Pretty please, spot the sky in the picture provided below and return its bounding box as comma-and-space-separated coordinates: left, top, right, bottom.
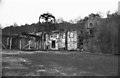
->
0, 0, 119, 28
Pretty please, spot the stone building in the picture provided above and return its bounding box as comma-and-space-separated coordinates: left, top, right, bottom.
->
35, 30, 78, 51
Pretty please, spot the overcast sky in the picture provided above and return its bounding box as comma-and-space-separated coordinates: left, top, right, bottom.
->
0, 0, 119, 28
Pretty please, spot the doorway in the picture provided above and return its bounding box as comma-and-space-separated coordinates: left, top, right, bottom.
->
52, 40, 56, 48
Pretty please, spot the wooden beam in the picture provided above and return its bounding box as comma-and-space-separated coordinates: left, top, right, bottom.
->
28, 40, 31, 50
9, 38, 12, 49
22, 43, 29, 49
7, 37, 9, 46
37, 42, 39, 49
19, 39, 22, 50
35, 42, 37, 49
0, 42, 7, 49
39, 41, 41, 49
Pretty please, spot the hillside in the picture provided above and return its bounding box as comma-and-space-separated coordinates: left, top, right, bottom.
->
2, 21, 85, 35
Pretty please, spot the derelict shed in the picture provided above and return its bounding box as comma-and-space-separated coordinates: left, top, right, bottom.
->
2, 34, 25, 50
20, 33, 42, 50
2, 34, 22, 49
2, 34, 11, 49
2, 33, 41, 50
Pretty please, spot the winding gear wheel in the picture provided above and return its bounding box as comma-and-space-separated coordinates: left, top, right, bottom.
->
39, 12, 56, 24
39, 12, 56, 32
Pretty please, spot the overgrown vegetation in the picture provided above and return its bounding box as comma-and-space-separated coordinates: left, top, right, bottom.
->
94, 14, 119, 54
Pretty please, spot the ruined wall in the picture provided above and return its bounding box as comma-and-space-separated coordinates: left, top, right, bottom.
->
45, 32, 66, 50
45, 31, 78, 51
67, 31, 77, 50
46, 33, 59, 50
58, 33, 65, 49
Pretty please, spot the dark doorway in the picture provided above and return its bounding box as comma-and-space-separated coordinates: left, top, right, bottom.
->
52, 40, 55, 48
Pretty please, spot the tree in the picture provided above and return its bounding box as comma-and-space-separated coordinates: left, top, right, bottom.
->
56, 18, 64, 23
96, 12, 103, 17
13, 22, 18, 27
94, 15, 119, 54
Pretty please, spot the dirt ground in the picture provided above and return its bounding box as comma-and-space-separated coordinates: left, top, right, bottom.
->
1, 50, 118, 76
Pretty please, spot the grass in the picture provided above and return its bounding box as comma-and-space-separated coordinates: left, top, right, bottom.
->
2, 50, 118, 76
